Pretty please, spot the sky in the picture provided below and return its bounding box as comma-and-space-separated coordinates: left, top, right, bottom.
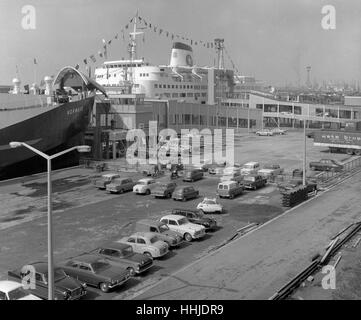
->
0, 0, 361, 86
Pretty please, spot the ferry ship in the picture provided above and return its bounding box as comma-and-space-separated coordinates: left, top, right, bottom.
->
0, 66, 106, 176
93, 16, 245, 104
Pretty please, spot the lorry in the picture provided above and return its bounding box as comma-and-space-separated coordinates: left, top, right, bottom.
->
313, 122, 361, 155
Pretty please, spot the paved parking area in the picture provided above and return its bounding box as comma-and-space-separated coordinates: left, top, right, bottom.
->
0, 130, 353, 299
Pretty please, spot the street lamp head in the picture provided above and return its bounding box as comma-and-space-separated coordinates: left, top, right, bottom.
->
9, 141, 23, 148
76, 145, 91, 153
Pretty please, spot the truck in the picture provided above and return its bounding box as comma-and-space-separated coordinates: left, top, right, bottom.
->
313, 122, 361, 155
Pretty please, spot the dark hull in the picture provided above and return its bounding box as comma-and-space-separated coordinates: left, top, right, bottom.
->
0, 96, 94, 177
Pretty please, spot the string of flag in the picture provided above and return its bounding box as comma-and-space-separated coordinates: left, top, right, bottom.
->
75, 14, 218, 73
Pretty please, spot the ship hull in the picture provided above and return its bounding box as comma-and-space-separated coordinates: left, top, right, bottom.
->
0, 96, 94, 175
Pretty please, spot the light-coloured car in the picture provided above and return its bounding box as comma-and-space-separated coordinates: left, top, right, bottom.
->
0, 280, 41, 300
256, 129, 274, 136
106, 178, 135, 194
197, 197, 224, 214
220, 171, 243, 182
271, 128, 286, 135
133, 178, 157, 195
258, 164, 284, 178
118, 232, 169, 258
240, 162, 260, 175
94, 173, 120, 190
223, 166, 241, 175
159, 214, 206, 242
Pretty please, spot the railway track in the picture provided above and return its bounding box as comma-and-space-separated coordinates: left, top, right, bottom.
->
269, 221, 361, 300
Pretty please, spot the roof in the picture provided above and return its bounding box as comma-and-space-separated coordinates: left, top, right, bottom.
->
53, 66, 107, 97
102, 173, 119, 178
0, 280, 22, 292
100, 242, 130, 251
218, 180, 238, 185
243, 162, 259, 165
71, 254, 102, 263
161, 214, 185, 220
131, 232, 155, 238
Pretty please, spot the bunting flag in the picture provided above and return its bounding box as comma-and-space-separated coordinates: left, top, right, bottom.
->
90, 55, 96, 63
98, 51, 103, 58
33, 58, 37, 65
125, 24, 129, 29
83, 58, 87, 65
115, 34, 118, 39
75, 64, 80, 70
108, 39, 112, 45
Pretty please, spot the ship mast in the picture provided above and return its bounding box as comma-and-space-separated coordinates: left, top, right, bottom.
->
128, 12, 143, 93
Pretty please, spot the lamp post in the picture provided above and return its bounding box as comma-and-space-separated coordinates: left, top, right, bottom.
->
303, 119, 307, 186
9, 142, 91, 300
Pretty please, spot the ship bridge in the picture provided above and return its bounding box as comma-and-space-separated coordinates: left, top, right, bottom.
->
53, 66, 107, 96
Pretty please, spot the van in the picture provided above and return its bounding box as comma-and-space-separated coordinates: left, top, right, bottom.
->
183, 169, 203, 182
240, 162, 260, 175
217, 181, 243, 199
172, 186, 199, 201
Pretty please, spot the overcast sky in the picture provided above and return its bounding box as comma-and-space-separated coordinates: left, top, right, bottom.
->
1, 0, 361, 86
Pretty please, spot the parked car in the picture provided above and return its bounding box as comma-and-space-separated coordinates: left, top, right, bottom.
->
217, 181, 244, 199
118, 232, 169, 259
171, 208, 217, 230
241, 162, 260, 175
159, 214, 206, 242
90, 243, 153, 276
271, 128, 286, 135
183, 169, 203, 182
223, 166, 241, 175
133, 178, 157, 195
8, 262, 87, 300
256, 129, 274, 136
191, 162, 213, 172
60, 254, 132, 293
106, 177, 136, 194
0, 280, 41, 300
292, 168, 303, 178
197, 197, 224, 214
220, 171, 243, 182
258, 164, 284, 178
208, 166, 224, 175
242, 174, 267, 190
309, 159, 343, 172
94, 173, 120, 190
151, 182, 177, 198
306, 131, 315, 139
135, 219, 183, 247
172, 185, 199, 201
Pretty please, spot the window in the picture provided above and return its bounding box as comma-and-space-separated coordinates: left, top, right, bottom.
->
161, 219, 168, 224
35, 273, 43, 282
0, 292, 7, 300
137, 238, 146, 244
154, 84, 158, 88
80, 265, 91, 271
169, 220, 177, 225
128, 237, 135, 243
150, 227, 158, 232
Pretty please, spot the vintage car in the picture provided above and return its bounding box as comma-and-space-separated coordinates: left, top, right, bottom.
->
271, 128, 286, 135
90, 243, 153, 276
135, 219, 183, 247
182, 169, 204, 182
309, 159, 343, 172
242, 174, 267, 190
196, 197, 224, 214
60, 254, 131, 293
217, 180, 244, 199
240, 162, 260, 175
133, 178, 157, 195
159, 214, 206, 242
0, 280, 41, 300
258, 164, 284, 178
223, 166, 241, 175
278, 179, 318, 195
106, 177, 136, 194
208, 166, 224, 175
8, 262, 87, 300
94, 173, 120, 190
151, 182, 177, 198
171, 208, 217, 230
220, 171, 243, 183
172, 185, 199, 201
118, 232, 169, 259
255, 129, 274, 136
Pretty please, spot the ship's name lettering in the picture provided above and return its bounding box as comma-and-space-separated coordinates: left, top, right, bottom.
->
67, 106, 83, 116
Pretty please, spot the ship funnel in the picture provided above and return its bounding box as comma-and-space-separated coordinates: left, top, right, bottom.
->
44, 76, 53, 95
12, 78, 21, 94
169, 42, 194, 67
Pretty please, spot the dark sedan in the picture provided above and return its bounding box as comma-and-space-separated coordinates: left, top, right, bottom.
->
60, 254, 132, 293
90, 243, 153, 276
8, 262, 87, 300
171, 208, 217, 230
309, 159, 343, 172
